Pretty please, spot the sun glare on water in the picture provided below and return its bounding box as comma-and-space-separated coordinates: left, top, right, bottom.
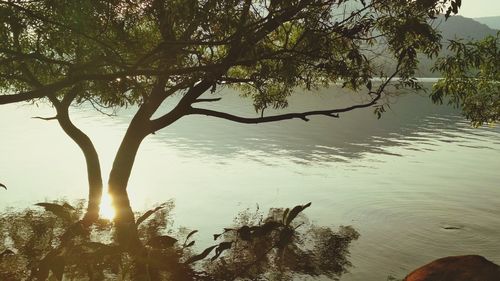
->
99, 191, 116, 220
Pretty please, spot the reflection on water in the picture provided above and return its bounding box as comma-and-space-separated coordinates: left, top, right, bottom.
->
1, 85, 499, 280
99, 192, 116, 220
0, 201, 358, 280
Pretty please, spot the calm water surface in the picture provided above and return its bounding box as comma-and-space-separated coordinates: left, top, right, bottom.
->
1, 86, 499, 280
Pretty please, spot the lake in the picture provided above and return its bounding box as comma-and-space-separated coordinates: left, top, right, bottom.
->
1, 85, 499, 280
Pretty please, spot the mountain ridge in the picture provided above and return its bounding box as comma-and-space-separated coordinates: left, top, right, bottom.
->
416, 15, 498, 77
473, 16, 500, 30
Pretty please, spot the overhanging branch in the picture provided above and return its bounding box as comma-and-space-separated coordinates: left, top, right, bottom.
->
186, 95, 382, 124
193, 97, 222, 103
0, 78, 73, 105
32, 115, 58, 121
186, 55, 404, 125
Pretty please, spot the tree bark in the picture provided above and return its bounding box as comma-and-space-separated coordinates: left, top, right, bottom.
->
106, 107, 157, 281
54, 104, 103, 222
108, 105, 153, 249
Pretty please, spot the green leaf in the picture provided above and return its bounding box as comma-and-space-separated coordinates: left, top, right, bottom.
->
366, 80, 372, 91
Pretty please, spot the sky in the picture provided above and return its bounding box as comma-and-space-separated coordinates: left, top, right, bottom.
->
458, 0, 500, 18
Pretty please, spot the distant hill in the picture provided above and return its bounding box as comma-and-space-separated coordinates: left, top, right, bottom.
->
367, 15, 497, 77
436, 15, 498, 40
416, 15, 498, 77
473, 16, 500, 30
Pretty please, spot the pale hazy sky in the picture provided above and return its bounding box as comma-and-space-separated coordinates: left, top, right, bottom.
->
458, 0, 500, 18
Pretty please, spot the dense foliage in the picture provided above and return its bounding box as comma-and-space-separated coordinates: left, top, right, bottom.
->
2, 1, 486, 279
0, 0, 459, 111
432, 33, 500, 126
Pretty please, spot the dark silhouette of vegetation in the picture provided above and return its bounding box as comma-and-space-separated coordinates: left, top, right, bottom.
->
0, 200, 359, 281
7, 2, 500, 276
0, 0, 464, 241
1, 1, 496, 279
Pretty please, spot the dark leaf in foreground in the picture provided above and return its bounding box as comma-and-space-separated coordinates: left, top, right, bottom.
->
36, 250, 64, 281
185, 245, 217, 264
185, 230, 198, 242
60, 221, 87, 242
184, 241, 195, 248
238, 225, 251, 240
253, 221, 282, 237
211, 241, 233, 261
0, 183, 6, 190
35, 202, 74, 221
51, 255, 65, 281
148, 235, 178, 249
285, 202, 311, 226
136, 205, 164, 226
81, 242, 121, 256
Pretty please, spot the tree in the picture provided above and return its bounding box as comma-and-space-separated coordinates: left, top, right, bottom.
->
431, 32, 500, 127
1, 0, 462, 250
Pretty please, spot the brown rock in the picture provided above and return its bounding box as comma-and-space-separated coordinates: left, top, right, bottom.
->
404, 255, 500, 281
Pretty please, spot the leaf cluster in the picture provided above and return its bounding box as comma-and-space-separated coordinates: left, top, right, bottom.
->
1, 0, 461, 118
431, 32, 500, 126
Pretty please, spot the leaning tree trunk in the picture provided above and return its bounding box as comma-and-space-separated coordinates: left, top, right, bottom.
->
54, 102, 103, 222
107, 109, 156, 280
108, 131, 145, 251
108, 80, 172, 240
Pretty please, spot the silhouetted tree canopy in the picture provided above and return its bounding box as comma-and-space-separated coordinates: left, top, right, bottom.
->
4, 1, 497, 280
1, 0, 460, 109
0, 0, 469, 271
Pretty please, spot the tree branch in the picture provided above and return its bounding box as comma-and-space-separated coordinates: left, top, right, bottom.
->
52, 98, 103, 221
0, 47, 73, 66
186, 51, 405, 125
149, 0, 320, 133
32, 115, 58, 121
193, 97, 222, 103
186, 98, 387, 124
0, 79, 72, 105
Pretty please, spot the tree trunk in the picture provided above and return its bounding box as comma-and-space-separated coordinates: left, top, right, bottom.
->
108, 110, 152, 251
107, 80, 173, 245
55, 105, 103, 222
107, 81, 185, 279
107, 111, 154, 280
